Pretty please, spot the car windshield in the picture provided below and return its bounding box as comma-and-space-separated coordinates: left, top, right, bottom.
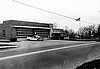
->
35, 35, 40, 38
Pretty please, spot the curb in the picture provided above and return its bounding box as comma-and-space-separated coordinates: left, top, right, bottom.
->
0, 46, 18, 49
64, 39, 100, 41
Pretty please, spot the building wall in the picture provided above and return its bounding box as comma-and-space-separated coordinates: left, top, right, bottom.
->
10, 27, 17, 38
0, 24, 11, 39
0, 26, 13, 39
4, 28, 11, 39
53, 28, 64, 33
0, 20, 53, 40
0, 24, 3, 39
3, 20, 50, 28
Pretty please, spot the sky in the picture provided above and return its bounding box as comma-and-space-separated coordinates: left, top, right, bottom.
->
0, 0, 100, 31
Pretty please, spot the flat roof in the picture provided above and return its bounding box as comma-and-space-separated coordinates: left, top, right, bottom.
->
11, 26, 51, 29
4, 20, 53, 25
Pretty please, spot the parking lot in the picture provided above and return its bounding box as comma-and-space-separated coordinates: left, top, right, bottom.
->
12, 40, 91, 50
0, 40, 100, 69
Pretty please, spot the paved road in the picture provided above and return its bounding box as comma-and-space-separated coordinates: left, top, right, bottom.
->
0, 40, 100, 69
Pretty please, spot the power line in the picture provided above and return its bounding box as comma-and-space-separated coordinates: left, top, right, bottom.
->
81, 20, 95, 25
12, 0, 96, 25
12, 0, 75, 20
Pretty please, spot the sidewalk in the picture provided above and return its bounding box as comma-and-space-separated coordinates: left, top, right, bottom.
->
0, 39, 18, 49
0, 39, 10, 42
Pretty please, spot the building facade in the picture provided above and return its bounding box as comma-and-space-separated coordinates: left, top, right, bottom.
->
53, 28, 64, 33
0, 20, 53, 40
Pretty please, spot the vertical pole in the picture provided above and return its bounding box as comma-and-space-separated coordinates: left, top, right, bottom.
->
79, 21, 81, 39
80, 21, 81, 29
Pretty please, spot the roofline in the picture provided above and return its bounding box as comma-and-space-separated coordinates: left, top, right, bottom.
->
11, 25, 51, 29
4, 20, 53, 25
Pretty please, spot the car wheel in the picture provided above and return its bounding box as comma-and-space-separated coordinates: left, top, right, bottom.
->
37, 39, 39, 41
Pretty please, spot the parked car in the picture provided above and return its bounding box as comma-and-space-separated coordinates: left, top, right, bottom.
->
27, 35, 44, 41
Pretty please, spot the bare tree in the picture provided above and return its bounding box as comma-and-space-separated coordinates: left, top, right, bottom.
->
78, 25, 96, 39
97, 25, 100, 39
53, 22, 58, 28
64, 26, 68, 36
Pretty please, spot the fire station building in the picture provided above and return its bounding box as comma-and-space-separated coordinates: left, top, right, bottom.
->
0, 20, 53, 40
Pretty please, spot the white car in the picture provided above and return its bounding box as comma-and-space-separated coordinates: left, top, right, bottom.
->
27, 35, 44, 41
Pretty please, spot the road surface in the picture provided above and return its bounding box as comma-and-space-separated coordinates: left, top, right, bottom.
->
0, 40, 100, 69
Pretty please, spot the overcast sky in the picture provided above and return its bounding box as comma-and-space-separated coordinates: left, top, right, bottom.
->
0, 0, 100, 31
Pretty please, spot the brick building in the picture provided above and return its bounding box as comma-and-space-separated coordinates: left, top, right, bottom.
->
0, 20, 53, 40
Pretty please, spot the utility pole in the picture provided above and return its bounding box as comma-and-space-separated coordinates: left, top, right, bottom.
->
79, 20, 81, 34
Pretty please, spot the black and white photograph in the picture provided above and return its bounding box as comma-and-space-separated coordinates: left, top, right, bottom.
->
0, 0, 100, 69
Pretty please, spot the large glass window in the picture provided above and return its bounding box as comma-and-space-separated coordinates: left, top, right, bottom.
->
16, 28, 50, 38
16, 28, 33, 37
35, 29, 49, 38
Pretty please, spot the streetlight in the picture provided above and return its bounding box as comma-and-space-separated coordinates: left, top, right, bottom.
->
75, 17, 81, 29
75, 17, 81, 38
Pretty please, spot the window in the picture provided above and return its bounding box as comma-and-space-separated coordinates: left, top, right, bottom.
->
3, 30, 5, 37
16, 28, 33, 37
